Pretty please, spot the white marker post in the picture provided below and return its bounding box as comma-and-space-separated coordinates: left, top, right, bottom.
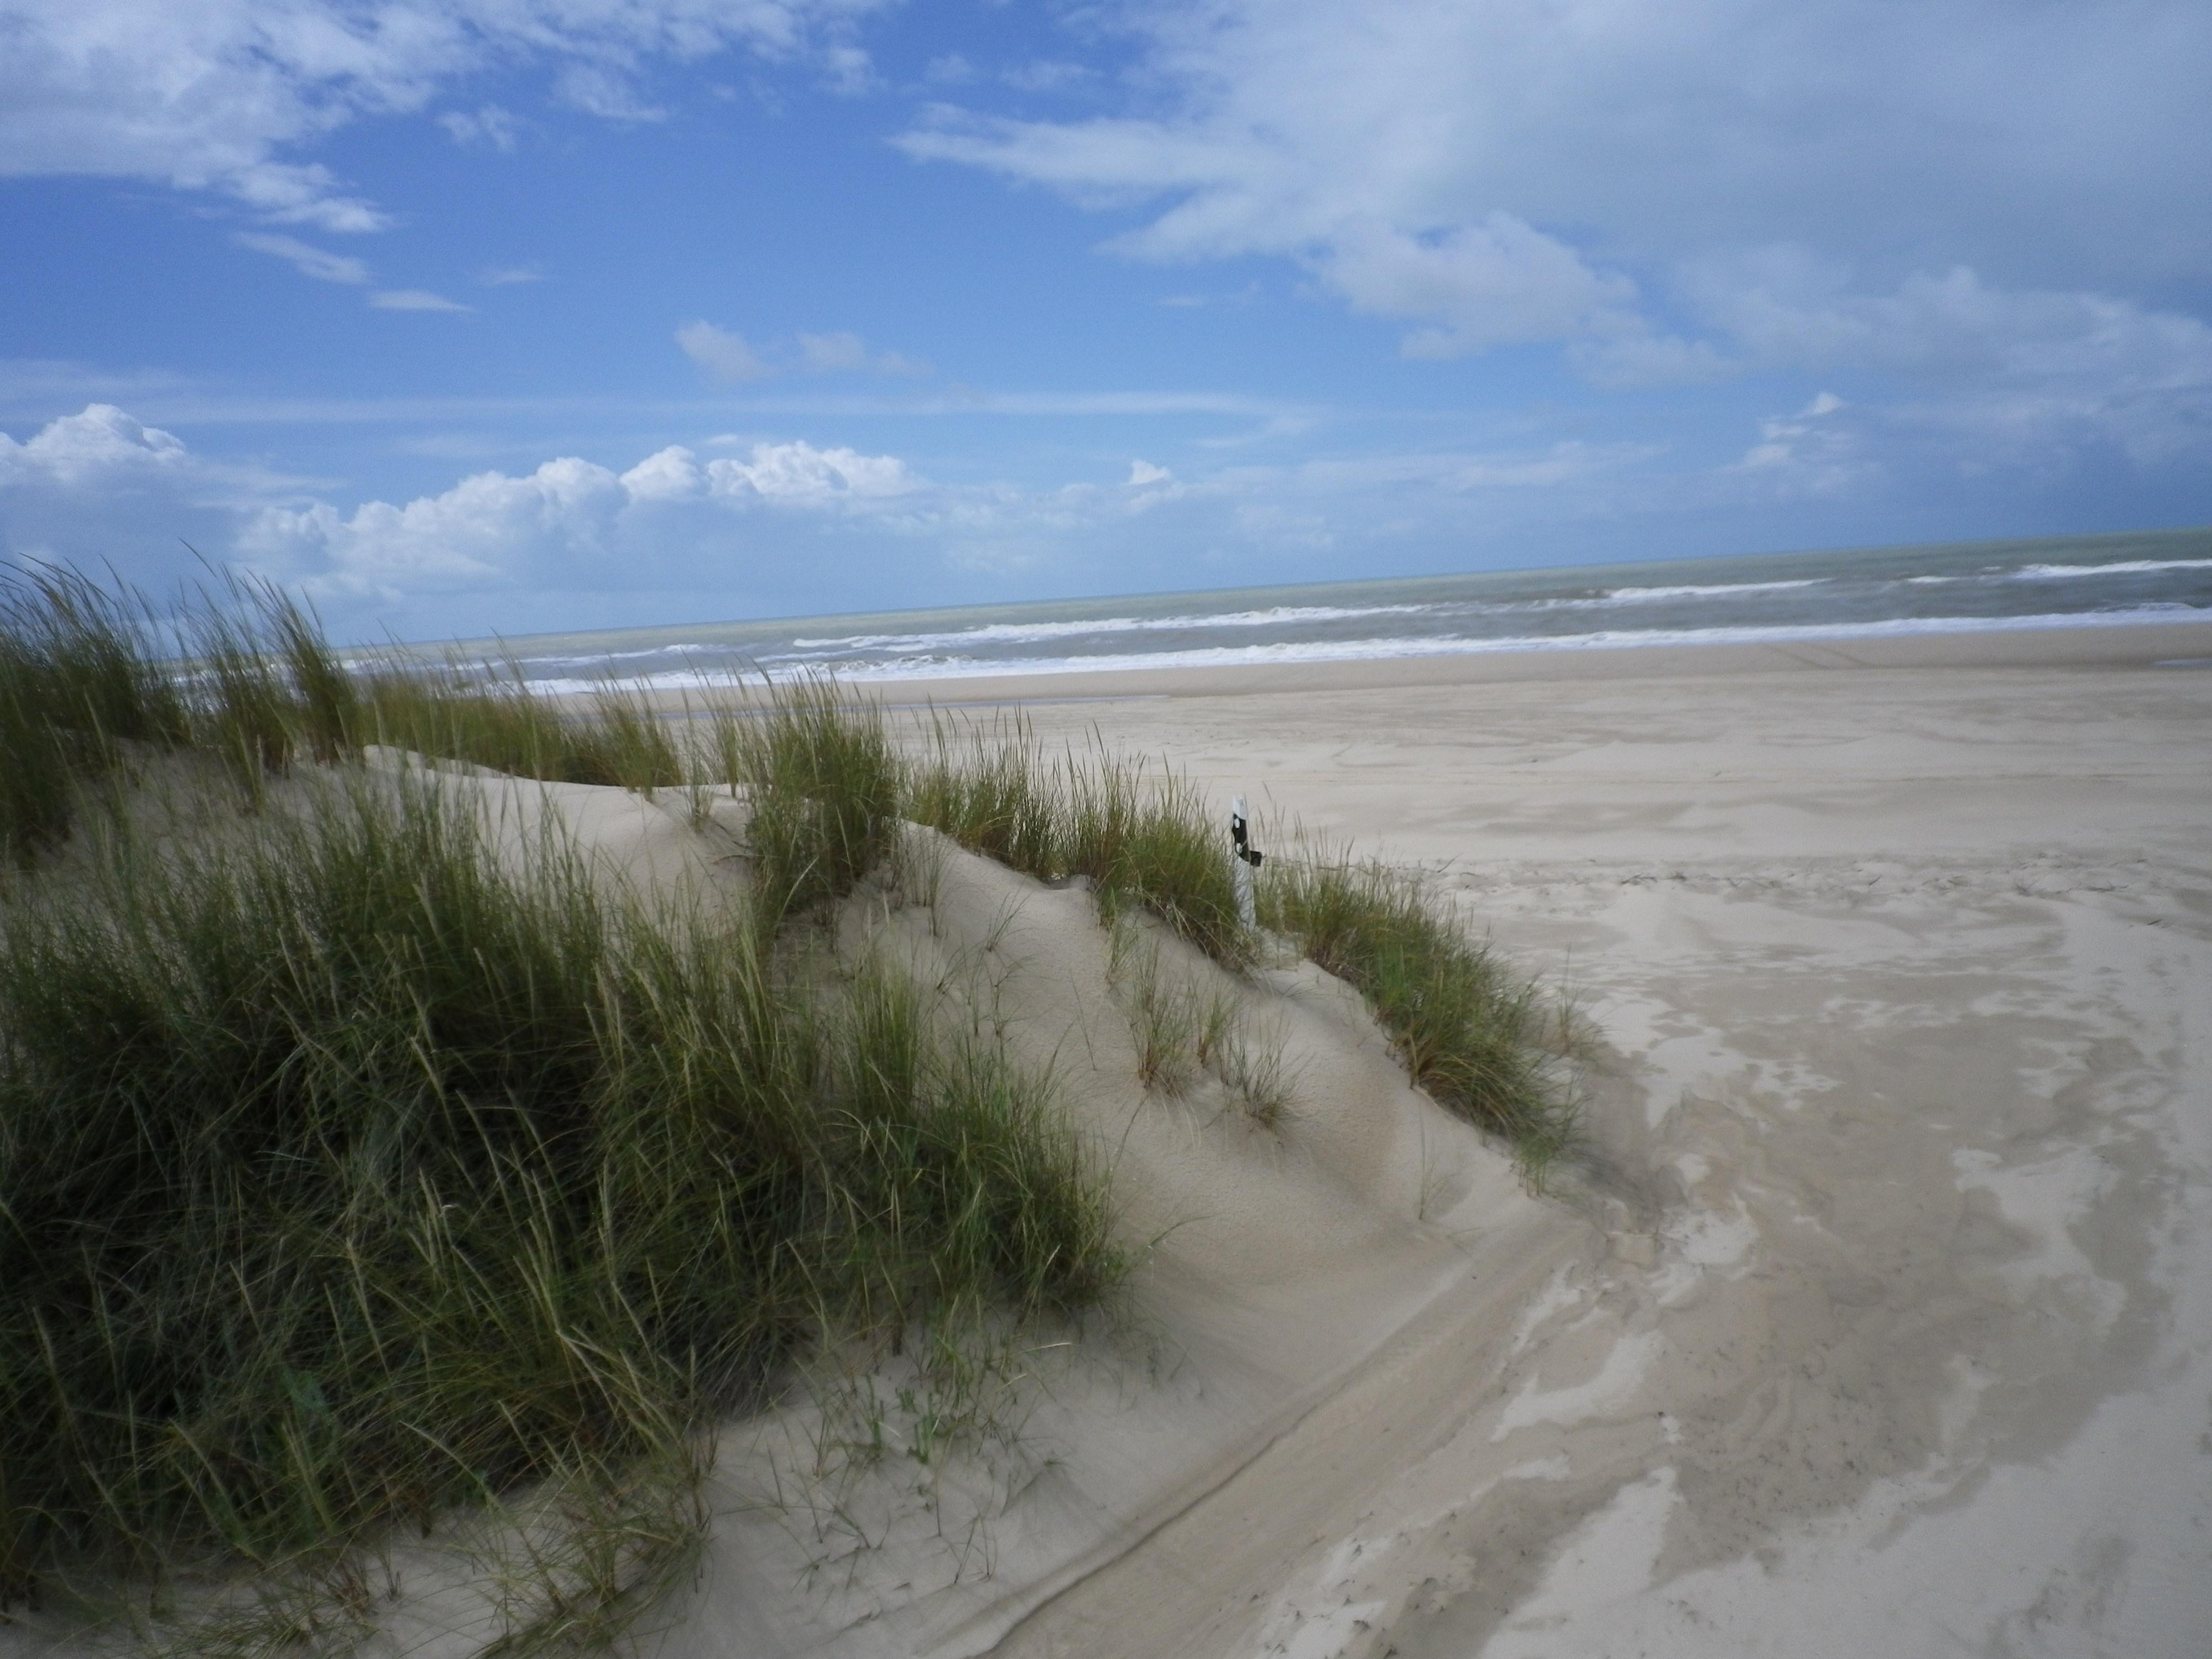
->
1230, 796, 1260, 931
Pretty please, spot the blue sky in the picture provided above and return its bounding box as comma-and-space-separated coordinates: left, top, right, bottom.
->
2, 0, 2208, 644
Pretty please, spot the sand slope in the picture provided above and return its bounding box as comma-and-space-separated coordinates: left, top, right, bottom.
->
341, 749, 1571, 1659
658, 830, 1557, 1658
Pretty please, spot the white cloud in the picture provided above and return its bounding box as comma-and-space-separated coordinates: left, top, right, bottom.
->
1684, 259, 2212, 387
739, 441, 912, 495
2, 406, 933, 608
477, 265, 544, 286
896, 0, 2212, 435
244, 437, 919, 599
0, 404, 303, 576
0, 0, 890, 227
1732, 394, 1862, 495
706, 440, 912, 500
795, 330, 930, 377
818, 43, 877, 96
370, 289, 471, 312
8, 390, 2201, 641
1318, 215, 1637, 358
551, 64, 665, 123
6, 403, 1670, 624
0, 403, 186, 486
796, 331, 869, 372
437, 105, 519, 150
234, 232, 369, 285
613, 439, 915, 504
235, 233, 469, 311
676, 321, 773, 384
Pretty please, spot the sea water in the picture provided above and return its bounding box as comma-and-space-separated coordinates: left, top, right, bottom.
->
399, 527, 2212, 693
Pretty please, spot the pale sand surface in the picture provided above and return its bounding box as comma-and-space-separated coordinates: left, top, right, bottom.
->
10, 623, 2203, 1659
922, 620, 2212, 1657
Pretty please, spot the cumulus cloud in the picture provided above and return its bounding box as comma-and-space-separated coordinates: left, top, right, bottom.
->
245, 437, 917, 600
0, 403, 186, 486
1, 405, 934, 611
0, 404, 297, 573
0, 0, 889, 228
8, 392, 2199, 641
707, 440, 911, 500
6, 402, 1668, 625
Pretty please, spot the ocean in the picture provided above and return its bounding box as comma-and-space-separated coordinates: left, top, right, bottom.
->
419, 528, 2212, 693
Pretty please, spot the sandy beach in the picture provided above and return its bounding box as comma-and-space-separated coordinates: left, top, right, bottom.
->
847, 618, 2212, 1657
5, 618, 2205, 1659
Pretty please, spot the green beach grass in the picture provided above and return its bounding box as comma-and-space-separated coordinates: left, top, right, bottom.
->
903, 713, 1250, 967
1259, 842, 1579, 1181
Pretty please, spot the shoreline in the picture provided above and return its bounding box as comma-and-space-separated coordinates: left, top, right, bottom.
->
621, 617, 2212, 713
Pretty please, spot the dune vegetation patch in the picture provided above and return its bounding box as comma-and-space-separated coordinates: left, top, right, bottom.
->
0, 570, 1573, 1651
1259, 846, 1581, 1182
904, 713, 1251, 969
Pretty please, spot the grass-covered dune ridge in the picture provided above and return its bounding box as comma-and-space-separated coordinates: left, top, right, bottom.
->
0, 570, 1574, 1650
0, 765, 1118, 1618
897, 713, 1579, 1162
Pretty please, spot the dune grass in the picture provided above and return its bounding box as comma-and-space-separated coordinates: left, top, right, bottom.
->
904, 715, 1250, 967
1259, 844, 1577, 1180
0, 746, 1117, 1624
354, 667, 685, 794
709, 676, 900, 924
0, 568, 191, 865
0, 566, 693, 872
1107, 925, 1202, 1096
904, 713, 1571, 1168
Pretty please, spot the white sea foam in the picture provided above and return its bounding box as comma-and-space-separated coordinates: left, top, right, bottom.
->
2011, 558, 2212, 580
789, 601, 1435, 654
512, 603, 2206, 695
780, 584, 1835, 660
1598, 577, 1827, 602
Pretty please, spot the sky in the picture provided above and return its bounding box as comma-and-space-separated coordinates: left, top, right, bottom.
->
2, 0, 2209, 644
